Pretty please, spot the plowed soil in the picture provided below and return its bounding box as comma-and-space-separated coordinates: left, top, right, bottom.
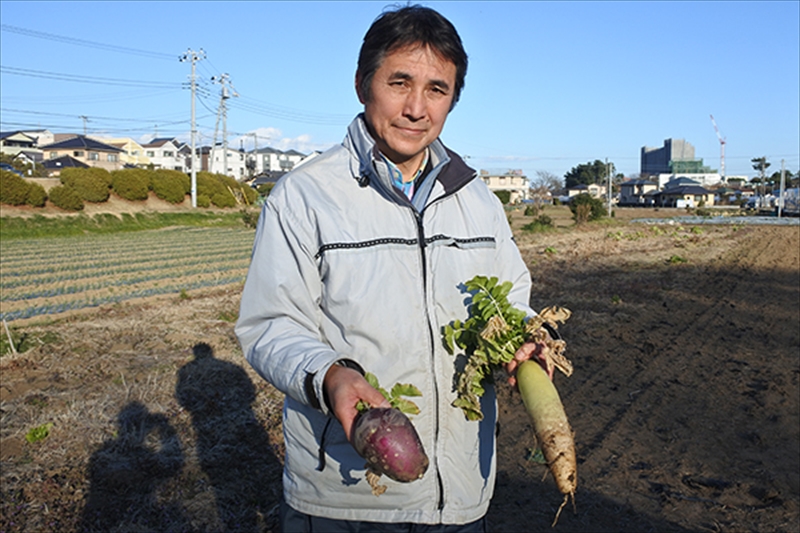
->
1, 209, 798, 532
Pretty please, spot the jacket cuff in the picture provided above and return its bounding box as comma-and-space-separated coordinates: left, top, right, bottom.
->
306, 358, 365, 415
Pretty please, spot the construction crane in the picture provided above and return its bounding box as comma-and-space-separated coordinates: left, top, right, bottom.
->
710, 114, 726, 180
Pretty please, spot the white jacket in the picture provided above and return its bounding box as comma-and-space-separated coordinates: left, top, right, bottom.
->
236, 116, 533, 524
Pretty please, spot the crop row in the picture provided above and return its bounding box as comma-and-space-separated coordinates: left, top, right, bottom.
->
1, 227, 253, 269
0, 227, 255, 322
1, 259, 250, 301
1, 275, 246, 322
1, 248, 250, 287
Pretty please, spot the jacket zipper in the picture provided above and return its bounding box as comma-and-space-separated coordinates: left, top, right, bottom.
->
413, 209, 445, 512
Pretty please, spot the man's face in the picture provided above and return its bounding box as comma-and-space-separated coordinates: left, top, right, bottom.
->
359, 45, 457, 174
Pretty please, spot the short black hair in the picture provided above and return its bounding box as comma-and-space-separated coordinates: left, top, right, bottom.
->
357, 5, 468, 111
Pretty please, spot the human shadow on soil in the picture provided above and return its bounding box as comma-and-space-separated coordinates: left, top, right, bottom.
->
79, 401, 187, 532
176, 342, 282, 531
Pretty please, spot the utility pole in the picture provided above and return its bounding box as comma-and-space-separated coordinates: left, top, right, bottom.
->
180, 48, 205, 207
778, 159, 786, 218
249, 132, 259, 177
606, 158, 612, 217
710, 115, 726, 181
79, 115, 89, 136
211, 73, 238, 178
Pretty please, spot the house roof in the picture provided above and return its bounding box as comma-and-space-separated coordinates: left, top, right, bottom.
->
144, 137, 180, 147
0, 131, 36, 142
40, 135, 123, 152
42, 155, 90, 169
667, 177, 701, 186
659, 185, 711, 196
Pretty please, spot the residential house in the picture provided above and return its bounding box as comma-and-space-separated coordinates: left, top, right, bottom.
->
567, 183, 607, 200
41, 155, 89, 176
619, 179, 659, 206
654, 184, 715, 208
104, 137, 151, 168
40, 135, 123, 172
19, 129, 55, 148
479, 169, 529, 203
142, 138, 186, 172
1, 131, 43, 164
250, 146, 307, 175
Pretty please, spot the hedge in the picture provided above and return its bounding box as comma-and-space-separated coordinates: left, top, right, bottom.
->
59, 168, 111, 203
0, 170, 30, 205
111, 168, 150, 201
154, 169, 191, 194
197, 171, 257, 207
49, 185, 84, 211
151, 171, 187, 204
26, 182, 47, 207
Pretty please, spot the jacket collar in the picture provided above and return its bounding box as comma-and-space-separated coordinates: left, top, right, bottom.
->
344, 114, 475, 209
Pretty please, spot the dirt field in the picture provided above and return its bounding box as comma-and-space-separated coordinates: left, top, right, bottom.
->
1, 207, 798, 532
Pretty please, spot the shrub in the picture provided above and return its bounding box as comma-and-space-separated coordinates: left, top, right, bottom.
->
197, 172, 228, 201
524, 204, 539, 217
49, 185, 84, 211
152, 171, 187, 204
493, 190, 511, 205
569, 193, 605, 223
196, 194, 211, 208
197, 171, 255, 207
111, 169, 150, 201
60, 168, 110, 203
26, 182, 47, 207
211, 192, 236, 208
155, 169, 190, 194
0, 170, 30, 205
521, 214, 554, 233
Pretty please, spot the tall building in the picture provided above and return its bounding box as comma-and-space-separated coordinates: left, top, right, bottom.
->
641, 138, 696, 175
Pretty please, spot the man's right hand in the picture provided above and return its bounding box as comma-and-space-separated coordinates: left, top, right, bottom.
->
323, 364, 390, 443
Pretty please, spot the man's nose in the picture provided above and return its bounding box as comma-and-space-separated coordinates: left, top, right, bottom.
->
402, 89, 426, 120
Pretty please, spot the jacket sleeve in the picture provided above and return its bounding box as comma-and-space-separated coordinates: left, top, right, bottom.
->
235, 189, 339, 413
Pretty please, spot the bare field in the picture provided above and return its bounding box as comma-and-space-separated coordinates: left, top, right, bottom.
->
1, 208, 798, 532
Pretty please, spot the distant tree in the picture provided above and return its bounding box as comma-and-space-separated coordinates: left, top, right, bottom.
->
564, 160, 615, 188
769, 169, 796, 189
532, 170, 562, 191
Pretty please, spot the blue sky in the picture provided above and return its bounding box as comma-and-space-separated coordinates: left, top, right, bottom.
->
1, 1, 798, 181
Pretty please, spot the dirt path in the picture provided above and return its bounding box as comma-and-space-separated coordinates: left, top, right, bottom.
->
1, 220, 798, 532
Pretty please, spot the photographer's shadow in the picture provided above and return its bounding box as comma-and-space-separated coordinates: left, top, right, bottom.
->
80, 401, 186, 532
176, 342, 282, 531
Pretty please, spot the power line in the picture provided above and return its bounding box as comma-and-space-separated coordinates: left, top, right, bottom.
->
0, 66, 181, 89
0, 24, 176, 60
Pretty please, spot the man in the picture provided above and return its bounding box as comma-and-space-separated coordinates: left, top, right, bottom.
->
236, 5, 546, 531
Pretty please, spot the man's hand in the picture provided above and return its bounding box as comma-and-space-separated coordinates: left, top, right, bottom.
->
505, 337, 554, 389
323, 364, 390, 443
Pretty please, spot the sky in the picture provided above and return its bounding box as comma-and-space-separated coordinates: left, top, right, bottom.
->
1, 1, 798, 182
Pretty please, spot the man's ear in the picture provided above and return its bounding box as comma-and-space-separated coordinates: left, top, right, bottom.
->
355, 72, 367, 105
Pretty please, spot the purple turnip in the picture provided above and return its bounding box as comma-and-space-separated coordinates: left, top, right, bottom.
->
352, 407, 429, 485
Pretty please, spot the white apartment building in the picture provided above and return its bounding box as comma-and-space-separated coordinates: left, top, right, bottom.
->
208, 145, 247, 178
142, 138, 186, 172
